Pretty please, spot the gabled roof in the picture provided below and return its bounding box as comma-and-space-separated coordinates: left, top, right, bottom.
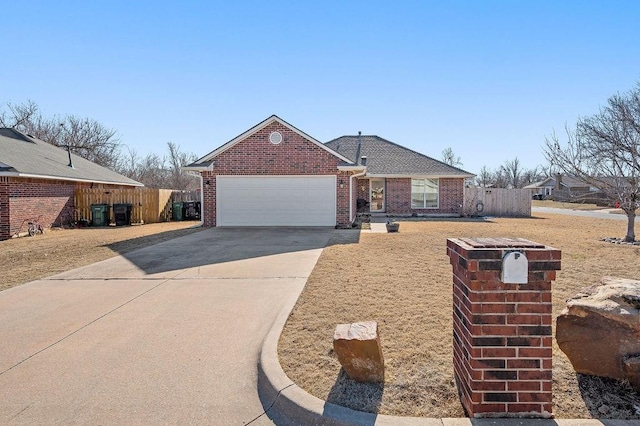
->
0, 128, 142, 186
186, 115, 353, 168
325, 135, 474, 177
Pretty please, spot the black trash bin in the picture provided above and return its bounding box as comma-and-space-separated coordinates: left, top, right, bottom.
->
91, 204, 111, 227
183, 201, 200, 220
113, 203, 132, 226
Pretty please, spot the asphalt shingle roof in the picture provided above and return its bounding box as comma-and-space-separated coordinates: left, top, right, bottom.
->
0, 128, 142, 186
325, 135, 473, 176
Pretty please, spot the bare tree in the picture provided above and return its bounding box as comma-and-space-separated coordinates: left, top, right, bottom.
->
500, 157, 523, 188
492, 167, 509, 188
2, 100, 200, 190
118, 143, 198, 190
1, 100, 123, 169
475, 166, 493, 187
167, 142, 198, 190
137, 153, 169, 188
0, 100, 39, 128
521, 165, 544, 187
544, 83, 640, 242
31, 115, 122, 169
441, 147, 463, 167
475, 161, 544, 189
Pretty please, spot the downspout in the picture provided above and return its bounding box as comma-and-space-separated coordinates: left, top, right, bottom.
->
186, 171, 204, 228
198, 174, 204, 227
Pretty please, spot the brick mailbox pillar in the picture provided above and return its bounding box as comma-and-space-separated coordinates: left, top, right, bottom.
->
446, 237, 561, 418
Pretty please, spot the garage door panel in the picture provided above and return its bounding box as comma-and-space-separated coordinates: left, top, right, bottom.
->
217, 176, 336, 226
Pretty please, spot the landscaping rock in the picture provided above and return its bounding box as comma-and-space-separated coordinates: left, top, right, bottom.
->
556, 277, 640, 388
333, 321, 385, 383
602, 236, 640, 245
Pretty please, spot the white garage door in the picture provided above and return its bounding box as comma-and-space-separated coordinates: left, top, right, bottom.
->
217, 176, 337, 226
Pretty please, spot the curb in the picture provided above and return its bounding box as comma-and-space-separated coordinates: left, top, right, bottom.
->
257, 289, 431, 425
256, 271, 639, 425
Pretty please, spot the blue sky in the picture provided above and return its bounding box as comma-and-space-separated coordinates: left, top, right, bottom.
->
3, 1, 640, 174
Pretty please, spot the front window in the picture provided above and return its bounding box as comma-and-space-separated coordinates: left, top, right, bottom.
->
411, 178, 439, 208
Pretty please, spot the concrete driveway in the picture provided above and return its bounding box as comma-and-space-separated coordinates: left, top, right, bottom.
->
0, 227, 333, 425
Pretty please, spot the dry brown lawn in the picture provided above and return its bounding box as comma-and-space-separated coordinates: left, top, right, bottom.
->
1, 222, 202, 291
279, 213, 640, 419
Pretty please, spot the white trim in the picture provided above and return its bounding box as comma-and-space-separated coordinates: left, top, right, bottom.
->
338, 165, 367, 172
182, 163, 214, 172
195, 115, 354, 165
370, 178, 386, 213
411, 178, 440, 209
0, 171, 143, 187
365, 173, 474, 179
216, 174, 337, 179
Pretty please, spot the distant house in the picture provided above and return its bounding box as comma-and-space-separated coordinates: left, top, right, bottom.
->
523, 175, 594, 199
0, 128, 142, 240
184, 115, 474, 227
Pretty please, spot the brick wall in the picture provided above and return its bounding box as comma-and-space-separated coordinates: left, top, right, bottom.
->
201, 172, 215, 227
350, 174, 359, 219
356, 179, 369, 204
447, 238, 561, 417
355, 177, 464, 215
200, 121, 351, 227
6, 178, 76, 238
0, 177, 9, 240
336, 171, 350, 226
0, 178, 131, 240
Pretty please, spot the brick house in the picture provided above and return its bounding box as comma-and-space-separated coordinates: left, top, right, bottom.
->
184, 115, 473, 228
0, 128, 142, 240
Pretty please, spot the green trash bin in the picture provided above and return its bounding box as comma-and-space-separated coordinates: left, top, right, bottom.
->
91, 204, 110, 227
172, 202, 184, 221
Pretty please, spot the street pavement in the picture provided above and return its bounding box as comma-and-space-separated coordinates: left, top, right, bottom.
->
532, 206, 640, 221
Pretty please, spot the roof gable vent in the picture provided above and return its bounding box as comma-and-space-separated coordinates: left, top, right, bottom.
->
269, 131, 283, 145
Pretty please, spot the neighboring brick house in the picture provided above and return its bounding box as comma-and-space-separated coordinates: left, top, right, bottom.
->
185, 115, 474, 228
0, 128, 142, 240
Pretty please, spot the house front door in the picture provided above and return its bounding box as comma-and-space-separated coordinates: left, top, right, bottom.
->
370, 178, 385, 212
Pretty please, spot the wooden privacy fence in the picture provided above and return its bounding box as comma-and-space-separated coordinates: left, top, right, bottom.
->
171, 190, 200, 202
75, 188, 175, 224
463, 187, 531, 217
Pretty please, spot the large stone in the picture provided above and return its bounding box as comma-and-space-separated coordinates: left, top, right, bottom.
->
333, 321, 384, 383
556, 277, 640, 387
